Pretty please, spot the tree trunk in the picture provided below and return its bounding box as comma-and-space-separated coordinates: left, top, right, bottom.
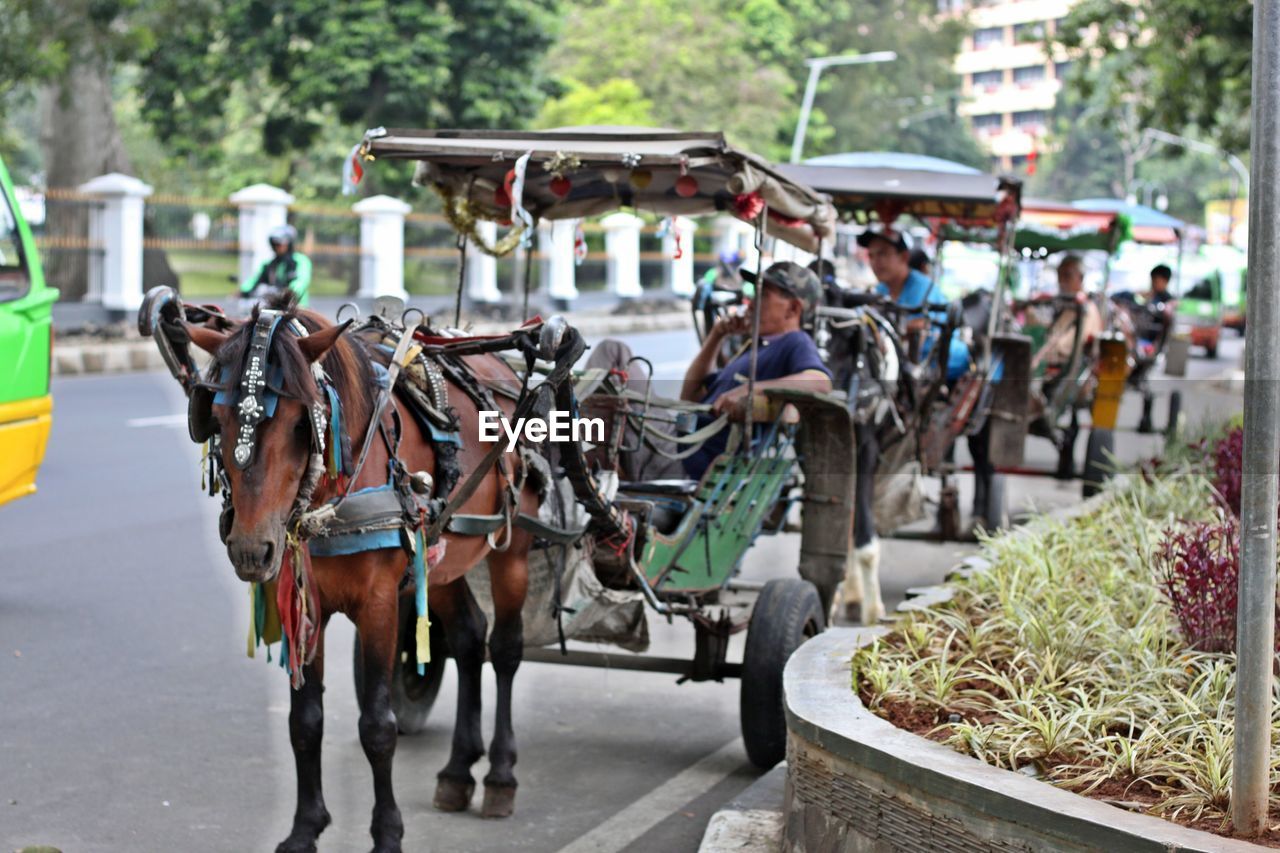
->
40, 61, 132, 302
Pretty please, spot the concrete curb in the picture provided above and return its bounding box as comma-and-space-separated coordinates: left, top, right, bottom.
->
782, 628, 1266, 852
51, 311, 694, 377
697, 765, 787, 853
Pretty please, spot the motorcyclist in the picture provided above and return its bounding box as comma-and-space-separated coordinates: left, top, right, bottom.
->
240, 224, 312, 307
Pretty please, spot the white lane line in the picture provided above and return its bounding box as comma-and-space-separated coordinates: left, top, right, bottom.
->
554, 738, 747, 853
127, 413, 187, 428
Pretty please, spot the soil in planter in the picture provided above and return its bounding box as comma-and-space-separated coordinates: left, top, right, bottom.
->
863, 691, 1280, 848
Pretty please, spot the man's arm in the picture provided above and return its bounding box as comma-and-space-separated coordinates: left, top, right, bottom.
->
240, 259, 269, 295
710, 369, 831, 417
680, 313, 749, 401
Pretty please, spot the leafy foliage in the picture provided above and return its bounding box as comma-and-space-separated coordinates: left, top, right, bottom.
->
1053, 0, 1253, 153
853, 434, 1280, 829
137, 0, 560, 163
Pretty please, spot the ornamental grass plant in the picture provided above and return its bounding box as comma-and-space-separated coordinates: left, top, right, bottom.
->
853, 420, 1280, 835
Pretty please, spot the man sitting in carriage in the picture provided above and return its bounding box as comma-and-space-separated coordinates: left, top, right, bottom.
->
679, 261, 832, 480
858, 225, 972, 381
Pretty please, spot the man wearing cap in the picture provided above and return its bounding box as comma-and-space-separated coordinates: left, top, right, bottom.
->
679, 261, 832, 480
859, 225, 970, 379
241, 223, 313, 307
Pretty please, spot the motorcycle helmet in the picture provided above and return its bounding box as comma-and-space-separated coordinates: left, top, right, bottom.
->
268, 224, 298, 249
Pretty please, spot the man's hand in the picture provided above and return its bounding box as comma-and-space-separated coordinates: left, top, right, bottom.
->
710, 310, 751, 341
711, 384, 751, 420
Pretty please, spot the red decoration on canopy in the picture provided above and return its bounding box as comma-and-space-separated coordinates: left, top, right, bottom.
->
875, 199, 907, 226
550, 176, 572, 198
675, 174, 699, 197
733, 192, 765, 221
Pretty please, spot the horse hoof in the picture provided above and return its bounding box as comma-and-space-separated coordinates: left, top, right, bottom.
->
843, 602, 859, 623
275, 838, 318, 853
433, 778, 475, 812
481, 784, 517, 818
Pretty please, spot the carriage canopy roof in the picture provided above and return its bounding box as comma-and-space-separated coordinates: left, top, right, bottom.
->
1014, 199, 1133, 255
356, 126, 837, 251
1071, 198, 1184, 246
773, 160, 1020, 225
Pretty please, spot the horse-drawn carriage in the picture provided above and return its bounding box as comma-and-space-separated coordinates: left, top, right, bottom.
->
139, 124, 853, 850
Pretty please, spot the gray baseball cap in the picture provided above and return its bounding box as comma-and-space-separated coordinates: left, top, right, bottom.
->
739, 261, 822, 314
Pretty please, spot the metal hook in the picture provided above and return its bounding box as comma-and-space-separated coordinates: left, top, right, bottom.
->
336, 302, 361, 324
401, 307, 426, 331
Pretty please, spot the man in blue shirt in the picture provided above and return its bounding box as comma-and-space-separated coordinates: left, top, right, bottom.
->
858, 226, 970, 380
680, 262, 832, 480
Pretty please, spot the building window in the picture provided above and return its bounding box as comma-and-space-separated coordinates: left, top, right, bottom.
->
1013, 65, 1046, 86
1013, 22, 1045, 42
973, 27, 1004, 49
1055, 61, 1074, 81
1012, 110, 1047, 131
972, 113, 1003, 133
972, 69, 1003, 91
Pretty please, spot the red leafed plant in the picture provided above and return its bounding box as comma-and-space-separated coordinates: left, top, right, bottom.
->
1211, 427, 1243, 516
1156, 520, 1245, 653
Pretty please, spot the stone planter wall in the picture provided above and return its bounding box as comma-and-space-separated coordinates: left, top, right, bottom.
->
782, 627, 1265, 853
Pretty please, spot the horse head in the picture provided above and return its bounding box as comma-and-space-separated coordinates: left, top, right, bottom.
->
186, 300, 356, 583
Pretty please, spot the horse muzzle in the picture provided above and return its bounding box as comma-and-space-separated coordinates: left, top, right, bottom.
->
226, 531, 285, 583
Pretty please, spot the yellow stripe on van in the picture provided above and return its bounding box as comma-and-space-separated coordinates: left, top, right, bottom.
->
0, 394, 53, 508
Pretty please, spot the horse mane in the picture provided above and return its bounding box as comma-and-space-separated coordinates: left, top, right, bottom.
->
213, 293, 375, 447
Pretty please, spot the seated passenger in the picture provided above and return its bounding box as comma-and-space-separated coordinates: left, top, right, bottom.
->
680, 262, 832, 481
1032, 254, 1104, 369
857, 226, 970, 380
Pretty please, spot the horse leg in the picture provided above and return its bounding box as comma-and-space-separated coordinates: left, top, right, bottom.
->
432, 578, 488, 812
276, 629, 331, 853
481, 545, 529, 818
355, 581, 405, 852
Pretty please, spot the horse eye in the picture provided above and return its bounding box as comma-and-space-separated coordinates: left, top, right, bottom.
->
295, 416, 311, 437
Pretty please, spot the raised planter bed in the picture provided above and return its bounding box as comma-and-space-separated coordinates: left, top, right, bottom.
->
782, 627, 1265, 852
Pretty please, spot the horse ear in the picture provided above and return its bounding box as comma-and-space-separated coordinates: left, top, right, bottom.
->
298, 319, 353, 363
186, 323, 230, 356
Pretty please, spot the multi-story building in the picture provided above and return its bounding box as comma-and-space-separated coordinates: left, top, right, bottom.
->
942, 0, 1078, 172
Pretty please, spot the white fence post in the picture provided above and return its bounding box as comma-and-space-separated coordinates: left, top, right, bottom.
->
663, 216, 697, 297
78, 173, 152, 311
603, 212, 644, 299
465, 221, 502, 304
230, 184, 294, 287
540, 219, 579, 306
352, 194, 410, 299
714, 215, 759, 271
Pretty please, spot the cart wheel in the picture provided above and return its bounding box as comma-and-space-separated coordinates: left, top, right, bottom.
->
740, 579, 825, 769
353, 603, 448, 735
977, 474, 1009, 532
1165, 391, 1183, 440
1206, 345, 1218, 359
1082, 429, 1116, 498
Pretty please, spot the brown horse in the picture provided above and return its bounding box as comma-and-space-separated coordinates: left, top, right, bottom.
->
185, 300, 538, 853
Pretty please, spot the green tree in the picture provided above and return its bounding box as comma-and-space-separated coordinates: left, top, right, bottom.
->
1054, 0, 1252, 152
546, 0, 807, 158
137, 0, 560, 168
536, 79, 655, 129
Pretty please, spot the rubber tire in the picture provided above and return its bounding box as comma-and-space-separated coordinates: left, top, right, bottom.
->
979, 474, 1009, 532
353, 601, 448, 735
740, 579, 825, 769
1082, 429, 1116, 499
1165, 390, 1183, 440
1205, 345, 1218, 359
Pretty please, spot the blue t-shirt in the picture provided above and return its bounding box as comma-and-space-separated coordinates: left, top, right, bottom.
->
682, 330, 830, 480
876, 269, 971, 380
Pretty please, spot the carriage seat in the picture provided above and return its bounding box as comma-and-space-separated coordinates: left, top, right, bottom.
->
618, 479, 700, 497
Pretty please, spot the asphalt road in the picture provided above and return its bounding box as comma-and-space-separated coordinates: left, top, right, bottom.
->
0, 328, 1243, 853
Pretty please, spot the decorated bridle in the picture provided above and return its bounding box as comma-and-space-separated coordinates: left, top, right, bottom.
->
218, 309, 330, 470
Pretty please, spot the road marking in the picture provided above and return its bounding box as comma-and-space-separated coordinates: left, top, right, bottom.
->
127, 413, 187, 428
554, 738, 747, 853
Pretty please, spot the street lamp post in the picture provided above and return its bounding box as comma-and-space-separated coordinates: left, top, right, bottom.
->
1232, 0, 1280, 836
790, 51, 897, 163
